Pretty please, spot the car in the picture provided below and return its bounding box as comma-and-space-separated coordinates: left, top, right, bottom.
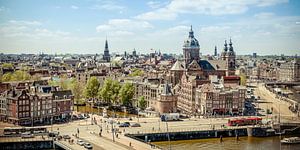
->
21, 132, 34, 138
131, 123, 141, 127
77, 139, 85, 146
84, 142, 93, 149
123, 122, 130, 126
63, 135, 71, 139
119, 123, 130, 127
48, 131, 59, 137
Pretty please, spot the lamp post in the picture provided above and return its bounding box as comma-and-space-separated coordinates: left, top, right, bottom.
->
166, 121, 171, 150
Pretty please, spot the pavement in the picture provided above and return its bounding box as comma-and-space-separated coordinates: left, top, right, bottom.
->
254, 83, 296, 117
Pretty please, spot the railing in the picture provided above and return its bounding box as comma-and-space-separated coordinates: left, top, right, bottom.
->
54, 141, 73, 150
126, 125, 270, 135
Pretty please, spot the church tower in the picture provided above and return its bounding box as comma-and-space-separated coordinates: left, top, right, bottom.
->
221, 40, 228, 60
214, 46, 217, 57
103, 39, 110, 62
226, 38, 236, 76
183, 25, 200, 66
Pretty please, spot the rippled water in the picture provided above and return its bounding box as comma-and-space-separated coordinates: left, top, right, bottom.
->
153, 136, 300, 150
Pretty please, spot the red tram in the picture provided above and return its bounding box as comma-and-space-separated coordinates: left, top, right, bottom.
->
227, 117, 262, 126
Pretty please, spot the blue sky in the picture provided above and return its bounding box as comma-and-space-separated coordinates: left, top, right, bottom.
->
0, 0, 300, 55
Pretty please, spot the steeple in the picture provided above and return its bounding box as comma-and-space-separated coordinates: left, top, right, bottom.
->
214, 46, 217, 56
103, 38, 110, 62
223, 40, 228, 52
189, 25, 194, 38
105, 39, 108, 49
229, 38, 234, 51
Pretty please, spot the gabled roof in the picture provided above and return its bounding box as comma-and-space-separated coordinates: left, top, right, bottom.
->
170, 60, 185, 71
207, 60, 227, 70
198, 60, 216, 71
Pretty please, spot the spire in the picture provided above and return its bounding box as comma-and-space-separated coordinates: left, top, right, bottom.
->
105, 39, 108, 49
229, 38, 234, 51
223, 40, 228, 52
214, 46, 217, 56
189, 25, 194, 38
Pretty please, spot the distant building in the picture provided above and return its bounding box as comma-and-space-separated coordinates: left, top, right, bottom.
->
253, 53, 257, 58
195, 83, 246, 116
279, 58, 300, 82
214, 46, 217, 57
103, 39, 111, 62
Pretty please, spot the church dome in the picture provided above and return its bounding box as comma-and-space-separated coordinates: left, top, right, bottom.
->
183, 26, 199, 48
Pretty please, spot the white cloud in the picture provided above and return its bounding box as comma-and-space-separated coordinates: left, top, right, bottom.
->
96, 19, 153, 36
136, 0, 288, 20
71, 5, 79, 10
90, 1, 124, 11
147, 1, 168, 9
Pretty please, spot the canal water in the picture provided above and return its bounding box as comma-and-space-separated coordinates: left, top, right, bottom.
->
153, 136, 300, 150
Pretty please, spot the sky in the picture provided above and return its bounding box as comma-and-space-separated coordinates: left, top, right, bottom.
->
0, 0, 300, 55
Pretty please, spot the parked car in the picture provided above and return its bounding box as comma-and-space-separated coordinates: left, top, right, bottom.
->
48, 131, 59, 137
63, 135, 71, 139
21, 132, 34, 138
84, 142, 93, 149
123, 122, 130, 126
119, 123, 130, 127
77, 139, 85, 146
131, 123, 141, 127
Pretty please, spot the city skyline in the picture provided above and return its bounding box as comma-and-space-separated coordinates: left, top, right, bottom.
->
0, 0, 300, 55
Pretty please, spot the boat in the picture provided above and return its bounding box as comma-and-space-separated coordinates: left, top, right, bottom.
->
281, 137, 300, 144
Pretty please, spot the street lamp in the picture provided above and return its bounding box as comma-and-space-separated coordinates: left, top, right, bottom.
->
166, 121, 171, 150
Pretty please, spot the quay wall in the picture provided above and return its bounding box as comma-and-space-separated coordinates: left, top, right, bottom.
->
0, 140, 53, 150
126, 127, 275, 142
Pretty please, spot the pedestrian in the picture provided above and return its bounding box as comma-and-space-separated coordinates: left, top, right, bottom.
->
129, 142, 132, 147
116, 133, 118, 138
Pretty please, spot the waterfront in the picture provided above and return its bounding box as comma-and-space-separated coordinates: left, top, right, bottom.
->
153, 136, 300, 150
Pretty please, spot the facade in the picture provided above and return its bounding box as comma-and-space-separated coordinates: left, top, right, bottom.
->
156, 84, 177, 114
7, 90, 31, 125
170, 27, 236, 86
174, 26, 239, 116
196, 83, 246, 116
103, 39, 111, 62
52, 90, 73, 120
279, 58, 300, 82
1, 81, 74, 125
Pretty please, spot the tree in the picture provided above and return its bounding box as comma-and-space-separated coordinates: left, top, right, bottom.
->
138, 96, 146, 110
1, 73, 12, 82
84, 77, 100, 100
98, 78, 121, 104
71, 78, 85, 110
129, 68, 144, 77
240, 73, 247, 86
119, 82, 135, 107
59, 74, 69, 90
1, 63, 13, 68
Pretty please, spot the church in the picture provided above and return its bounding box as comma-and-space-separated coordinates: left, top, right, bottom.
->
169, 26, 238, 86
168, 26, 241, 116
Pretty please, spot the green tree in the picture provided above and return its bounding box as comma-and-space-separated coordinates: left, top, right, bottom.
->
98, 78, 121, 104
71, 78, 85, 110
138, 96, 146, 110
1, 73, 12, 82
84, 77, 100, 100
59, 74, 69, 90
1, 63, 13, 68
129, 68, 144, 77
11, 70, 31, 81
119, 82, 135, 106
240, 73, 247, 86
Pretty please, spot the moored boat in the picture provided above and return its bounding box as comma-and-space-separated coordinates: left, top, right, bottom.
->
281, 137, 300, 144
